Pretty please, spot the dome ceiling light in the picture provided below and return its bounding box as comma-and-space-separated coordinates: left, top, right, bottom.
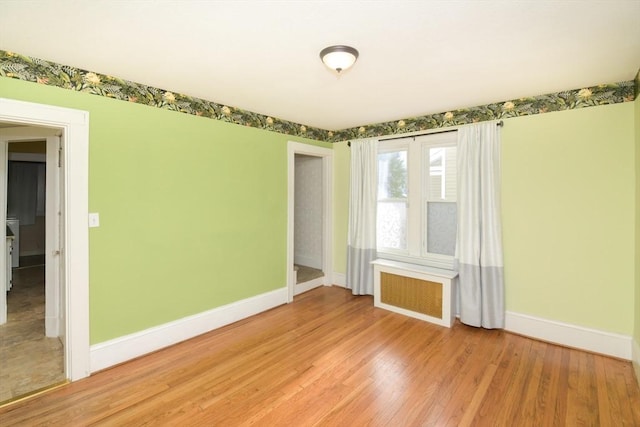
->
320, 45, 359, 74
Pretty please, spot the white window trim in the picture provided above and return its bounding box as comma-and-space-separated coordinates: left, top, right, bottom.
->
377, 131, 457, 270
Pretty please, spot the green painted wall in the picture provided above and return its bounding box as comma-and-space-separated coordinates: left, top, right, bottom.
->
502, 103, 634, 334
1, 77, 330, 344
333, 102, 636, 335
332, 141, 349, 274
3, 74, 637, 342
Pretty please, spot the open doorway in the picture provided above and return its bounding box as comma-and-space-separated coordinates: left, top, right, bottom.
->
293, 154, 324, 292
0, 98, 91, 404
287, 142, 333, 302
0, 130, 65, 403
0, 98, 91, 388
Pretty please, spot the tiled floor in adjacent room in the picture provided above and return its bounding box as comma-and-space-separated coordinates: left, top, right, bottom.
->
0, 260, 65, 403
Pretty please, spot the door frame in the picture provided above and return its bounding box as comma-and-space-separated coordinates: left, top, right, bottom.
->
0, 98, 90, 381
286, 141, 333, 302
1, 132, 62, 339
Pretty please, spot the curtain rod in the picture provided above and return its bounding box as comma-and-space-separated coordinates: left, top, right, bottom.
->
347, 120, 504, 147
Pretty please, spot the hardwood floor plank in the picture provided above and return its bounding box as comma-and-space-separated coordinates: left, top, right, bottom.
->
457, 362, 499, 427
430, 331, 504, 426
595, 355, 614, 427
612, 360, 640, 425
518, 340, 546, 424
536, 344, 563, 426
625, 367, 640, 423
509, 339, 545, 425
566, 349, 598, 425
553, 346, 572, 426
1, 286, 638, 426
472, 337, 526, 424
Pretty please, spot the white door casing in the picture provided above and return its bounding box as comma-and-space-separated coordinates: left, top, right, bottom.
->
1, 131, 62, 338
0, 98, 90, 381
287, 141, 333, 302
0, 139, 6, 324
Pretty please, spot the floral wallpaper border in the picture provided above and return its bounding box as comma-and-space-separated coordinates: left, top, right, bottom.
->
332, 80, 636, 141
0, 50, 331, 141
0, 50, 636, 143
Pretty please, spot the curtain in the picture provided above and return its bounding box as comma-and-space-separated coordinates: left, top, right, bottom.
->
455, 122, 504, 328
347, 138, 378, 295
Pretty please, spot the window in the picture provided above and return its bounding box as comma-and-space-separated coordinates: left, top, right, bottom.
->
377, 149, 408, 251
376, 131, 457, 269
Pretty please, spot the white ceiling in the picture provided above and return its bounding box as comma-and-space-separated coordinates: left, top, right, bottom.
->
1, 1, 639, 131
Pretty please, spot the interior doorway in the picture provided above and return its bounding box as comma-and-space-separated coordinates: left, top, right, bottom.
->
287, 142, 333, 302
293, 154, 324, 293
0, 129, 65, 403
0, 97, 91, 397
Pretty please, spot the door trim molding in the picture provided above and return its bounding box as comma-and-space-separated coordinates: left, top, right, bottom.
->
0, 130, 61, 338
0, 98, 91, 381
287, 142, 333, 302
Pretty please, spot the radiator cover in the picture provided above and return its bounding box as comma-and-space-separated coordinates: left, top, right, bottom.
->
372, 259, 457, 328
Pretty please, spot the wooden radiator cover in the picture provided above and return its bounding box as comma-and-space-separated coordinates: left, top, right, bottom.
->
380, 272, 442, 319
372, 259, 457, 327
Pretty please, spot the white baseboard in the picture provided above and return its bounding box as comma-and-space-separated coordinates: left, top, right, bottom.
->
90, 287, 288, 373
332, 272, 346, 287
45, 316, 60, 338
632, 338, 640, 387
295, 277, 325, 295
88, 288, 633, 374
505, 311, 632, 360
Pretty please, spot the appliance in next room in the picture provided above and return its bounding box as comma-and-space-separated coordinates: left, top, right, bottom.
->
6, 218, 19, 268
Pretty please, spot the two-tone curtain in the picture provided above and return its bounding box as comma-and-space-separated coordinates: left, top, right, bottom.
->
346, 138, 378, 295
455, 122, 505, 328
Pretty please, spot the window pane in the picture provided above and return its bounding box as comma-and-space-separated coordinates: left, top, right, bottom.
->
426, 201, 457, 256
377, 150, 408, 251
428, 146, 456, 201
377, 201, 407, 250
378, 151, 407, 199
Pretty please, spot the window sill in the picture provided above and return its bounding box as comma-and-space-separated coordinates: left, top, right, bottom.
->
375, 252, 455, 271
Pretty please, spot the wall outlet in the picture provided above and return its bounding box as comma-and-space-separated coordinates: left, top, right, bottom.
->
88, 213, 100, 228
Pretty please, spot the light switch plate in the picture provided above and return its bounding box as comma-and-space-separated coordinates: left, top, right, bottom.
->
88, 212, 100, 228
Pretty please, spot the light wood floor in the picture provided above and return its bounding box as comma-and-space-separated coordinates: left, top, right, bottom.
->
0, 264, 65, 403
1, 286, 639, 426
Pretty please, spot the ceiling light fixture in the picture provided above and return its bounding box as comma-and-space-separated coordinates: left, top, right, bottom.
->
320, 45, 359, 74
